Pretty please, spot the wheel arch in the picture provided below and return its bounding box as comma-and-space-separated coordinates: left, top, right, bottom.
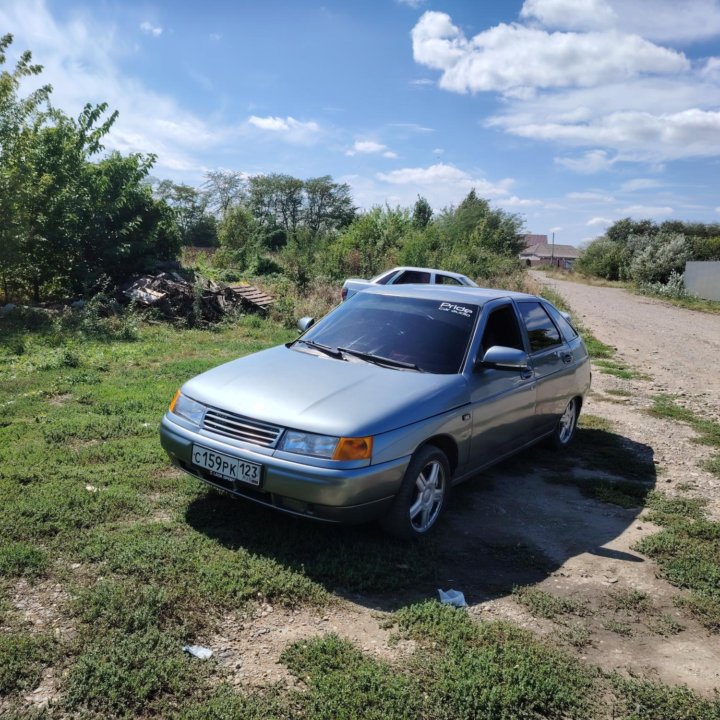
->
418, 434, 458, 475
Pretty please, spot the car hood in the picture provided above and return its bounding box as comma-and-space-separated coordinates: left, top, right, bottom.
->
182, 345, 468, 437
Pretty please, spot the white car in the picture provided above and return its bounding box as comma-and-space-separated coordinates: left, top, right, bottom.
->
341, 266, 478, 301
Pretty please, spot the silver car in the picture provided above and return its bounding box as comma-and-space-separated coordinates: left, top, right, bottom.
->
160, 286, 590, 538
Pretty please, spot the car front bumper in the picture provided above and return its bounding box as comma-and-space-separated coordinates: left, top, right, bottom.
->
160, 414, 409, 524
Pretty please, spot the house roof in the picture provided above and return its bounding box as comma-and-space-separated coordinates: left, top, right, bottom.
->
521, 234, 548, 248
519, 243, 581, 259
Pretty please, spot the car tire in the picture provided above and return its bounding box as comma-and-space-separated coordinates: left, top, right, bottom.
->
548, 397, 579, 450
381, 445, 450, 539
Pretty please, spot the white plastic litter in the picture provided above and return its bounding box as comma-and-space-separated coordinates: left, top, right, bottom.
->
183, 645, 213, 660
437, 588, 467, 607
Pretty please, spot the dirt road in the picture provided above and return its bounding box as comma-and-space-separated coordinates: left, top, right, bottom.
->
531, 271, 720, 419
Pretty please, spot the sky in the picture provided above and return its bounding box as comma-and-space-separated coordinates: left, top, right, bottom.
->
2, 0, 720, 247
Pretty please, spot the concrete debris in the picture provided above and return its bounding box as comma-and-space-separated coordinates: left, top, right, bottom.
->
121, 272, 274, 322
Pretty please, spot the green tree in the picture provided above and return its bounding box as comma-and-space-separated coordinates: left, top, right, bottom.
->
154, 180, 216, 246
303, 175, 355, 237
81, 152, 180, 286
0, 33, 52, 301
575, 237, 629, 280
437, 190, 524, 257
202, 169, 246, 219
14, 103, 118, 300
412, 195, 433, 229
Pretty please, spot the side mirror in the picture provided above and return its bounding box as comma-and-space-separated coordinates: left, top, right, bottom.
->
297, 316, 315, 333
476, 345, 530, 372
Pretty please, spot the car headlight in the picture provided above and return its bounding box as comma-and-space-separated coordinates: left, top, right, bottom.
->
279, 430, 373, 461
168, 391, 206, 426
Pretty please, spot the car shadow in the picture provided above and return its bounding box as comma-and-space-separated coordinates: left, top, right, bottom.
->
184, 426, 656, 611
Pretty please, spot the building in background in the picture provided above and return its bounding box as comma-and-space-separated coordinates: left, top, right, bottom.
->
519, 240, 580, 269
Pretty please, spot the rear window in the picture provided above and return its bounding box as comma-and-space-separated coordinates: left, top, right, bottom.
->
518, 302, 562, 353
544, 303, 578, 342
435, 274, 462, 285
301, 294, 479, 374
394, 270, 431, 284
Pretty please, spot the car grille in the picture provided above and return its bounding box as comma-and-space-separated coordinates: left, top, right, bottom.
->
201, 408, 283, 448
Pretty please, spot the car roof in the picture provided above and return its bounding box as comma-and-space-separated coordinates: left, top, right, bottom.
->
360, 283, 539, 305
377, 266, 473, 281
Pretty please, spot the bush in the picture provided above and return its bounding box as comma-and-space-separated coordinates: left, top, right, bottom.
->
639, 270, 688, 299
575, 237, 629, 280
629, 233, 690, 284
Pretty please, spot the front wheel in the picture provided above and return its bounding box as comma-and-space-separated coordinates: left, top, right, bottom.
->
549, 397, 579, 449
381, 445, 449, 539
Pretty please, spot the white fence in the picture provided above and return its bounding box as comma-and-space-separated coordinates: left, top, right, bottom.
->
685, 261, 720, 301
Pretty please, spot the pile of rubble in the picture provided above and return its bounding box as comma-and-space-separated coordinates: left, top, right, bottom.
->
121, 272, 274, 322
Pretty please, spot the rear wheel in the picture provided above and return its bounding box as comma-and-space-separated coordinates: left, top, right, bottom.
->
549, 397, 579, 449
381, 445, 449, 539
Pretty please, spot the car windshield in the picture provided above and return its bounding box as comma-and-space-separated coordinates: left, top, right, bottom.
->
297, 293, 479, 374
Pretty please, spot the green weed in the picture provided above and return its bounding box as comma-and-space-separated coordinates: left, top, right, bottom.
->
636, 492, 720, 631
65, 627, 206, 718
647, 395, 720, 477
0, 632, 55, 695
396, 601, 598, 719
513, 586, 589, 620
614, 676, 720, 719
0, 541, 48, 578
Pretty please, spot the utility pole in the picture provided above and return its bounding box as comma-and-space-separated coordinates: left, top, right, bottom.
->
551, 231, 555, 266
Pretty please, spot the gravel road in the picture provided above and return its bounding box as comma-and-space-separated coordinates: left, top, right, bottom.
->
532, 271, 720, 418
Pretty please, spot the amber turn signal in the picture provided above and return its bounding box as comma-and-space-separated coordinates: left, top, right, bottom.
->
168, 390, 181, 413
332, 436, 373, 461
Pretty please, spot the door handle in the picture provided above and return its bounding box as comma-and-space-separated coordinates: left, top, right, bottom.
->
560, 352, 573, 364
520, 369, 534, 379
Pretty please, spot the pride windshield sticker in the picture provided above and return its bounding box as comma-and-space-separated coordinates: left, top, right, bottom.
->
438, 302, 474, 318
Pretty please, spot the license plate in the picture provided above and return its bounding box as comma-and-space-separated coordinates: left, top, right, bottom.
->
191, 445, 262, 486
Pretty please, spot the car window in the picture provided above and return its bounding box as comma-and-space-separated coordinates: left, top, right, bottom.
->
300, 294, 479, 374
544, 303, 578, 341
371, 270, 398, 285
435, 274, 462, 285
518, 302, 563, 353
394, 270, 431, 284
480, 304, 525, 355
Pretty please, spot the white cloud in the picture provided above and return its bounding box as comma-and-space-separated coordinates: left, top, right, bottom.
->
586, 216, 612, 226
209, 33, 222, 42
397, 0, 428, 8
520, 0, 616, 31
521, 0, 720, 42
344, 163, 524, 210
498, 196, 544, 207
346, 140, 397, 158
716, 207, 720, 213
376, 163, 512, 197
620, 178, 662, 192
247, 115, 321, 144
555, 150, 615, 173
567, 191, 614, 202
411, 11, 688, 96
0, 0, 221, 178
389, 122, 433, 133
410, 78, 435, 86
621, 205, 674, 217
414, 7, 720, 166
507, 109, 720, 161
140, 21, 163, 37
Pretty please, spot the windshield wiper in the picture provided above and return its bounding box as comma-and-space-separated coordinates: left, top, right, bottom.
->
337, 347, 423, 372
295, 338, 344, 359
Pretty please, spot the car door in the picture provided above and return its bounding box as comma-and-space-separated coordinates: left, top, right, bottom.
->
465, 300, 537, 470
516, 301, 574, 435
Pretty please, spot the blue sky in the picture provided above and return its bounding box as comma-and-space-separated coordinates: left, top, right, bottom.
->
2, 0, 720, 246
